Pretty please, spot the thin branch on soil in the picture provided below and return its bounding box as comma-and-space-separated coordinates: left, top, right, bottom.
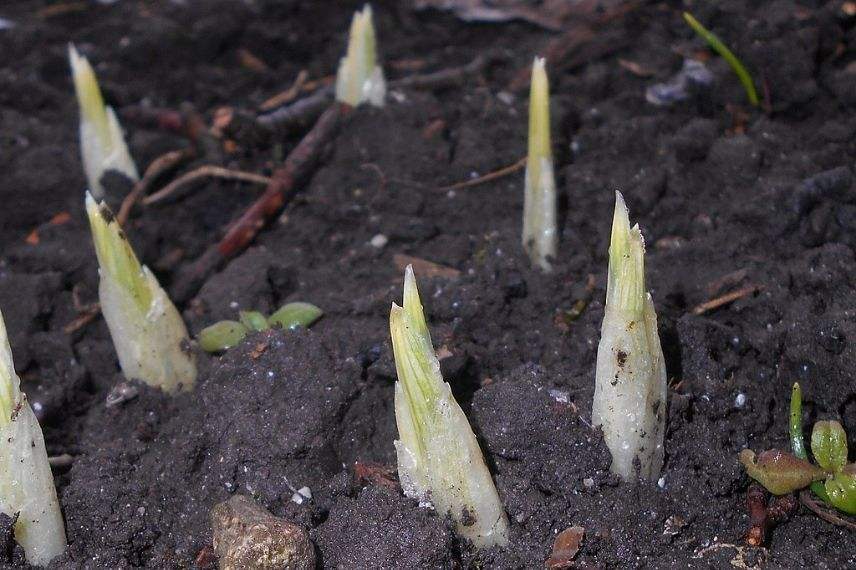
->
258, 70, 309, 111
391, 54, 491, 90
691, 284, 760, 315
63, 306, 101, 334
436, 157, 526, 191
143, 166, 272, 205
117, 148, 196, 225
172, 103, 350, 303
799, 490, 856, 531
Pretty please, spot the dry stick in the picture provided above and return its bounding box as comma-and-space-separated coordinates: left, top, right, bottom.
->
437, 156, 526, 191
143, 166, 272, 205
258, 70, 309, 111
691, 285, 760, 315
117, 148, 196, 225
172, 103, 349, 303
799, 490, 856, 531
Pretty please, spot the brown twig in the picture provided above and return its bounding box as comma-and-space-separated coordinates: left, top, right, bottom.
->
172, 103, 350, 303
436, 157, 526, 191
143, 166, 272, 205
391, 54, 490, 90
691, 285, 760, 315
120, 106, 187, 136
117, 148, 196, 225
799, 490, 856, 530
63, 306, 100, 334
745, 484, 797, 546
258, 70, 309, 111
393, 254, 460, 280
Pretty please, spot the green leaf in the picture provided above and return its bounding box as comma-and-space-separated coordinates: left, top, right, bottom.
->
824, 464, 856, 515
199, 321, 248, 352
239, 311, 270, 332
811, 420, 848, 472
739, 449, 826, 495
267, 302, 323, 330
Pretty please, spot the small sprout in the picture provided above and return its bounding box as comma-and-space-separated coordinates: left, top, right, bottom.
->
522, 56, 557, 272
268, 302, 323, 330
811, 420, 848, 472
391, 266, 508, 547
682, 12, 759, 107
199, 321, 248, 353
0, 310, 67, 566
198, 302, 323, 353
239, 311, 270, 332
744, 383, 856, 516
591, 191, 667, 481
86, 193, 196, 392
825, 465, 856, 515
738, 449, 825, 495
69, 44, 139, 199
335, 4, 386, 107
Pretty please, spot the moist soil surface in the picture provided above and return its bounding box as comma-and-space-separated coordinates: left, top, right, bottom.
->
1, 0, 856, 568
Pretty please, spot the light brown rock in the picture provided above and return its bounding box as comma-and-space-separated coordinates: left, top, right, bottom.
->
211, 495, 314, 570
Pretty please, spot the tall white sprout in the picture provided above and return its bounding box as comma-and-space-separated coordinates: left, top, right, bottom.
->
0, 310, 66, 566
335, 4, 386, 107
522, 57, 557, 272
592, 192, 666, 481
391, 266, 508, 548
86, 193, 196, 393
69, 44, 139, 199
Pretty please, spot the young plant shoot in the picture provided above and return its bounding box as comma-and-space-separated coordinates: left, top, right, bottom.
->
522, 57, 557, 272
390, 266, 508, 547
69, 45, 139, 199
335, 4, 386, 107
86, 193, 196, 392
198, 302, 324, 353
0, 310, 66, 566
592, 191, 666, 481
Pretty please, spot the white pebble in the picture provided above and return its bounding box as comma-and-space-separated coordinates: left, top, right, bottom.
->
291, 486, 312, 505
370, 234, 388, 248
735, 393, 747, 408
657, 477, 666, 489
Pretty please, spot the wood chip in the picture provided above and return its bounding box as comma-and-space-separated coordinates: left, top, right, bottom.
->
691, 285, 760, 316
546, 526, 585, 568
393, 254, 460, 279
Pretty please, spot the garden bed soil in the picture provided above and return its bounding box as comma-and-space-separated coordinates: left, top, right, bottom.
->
1, 0, 855, 567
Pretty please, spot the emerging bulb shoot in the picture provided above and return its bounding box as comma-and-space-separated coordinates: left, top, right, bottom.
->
0, 310, 66, 566
85, 193, 196, 392
391, 266, 508, 548
335, 4, 386, 107
69, 44, 139, 199
592, 191, 666, 481
522, 56, 558, 272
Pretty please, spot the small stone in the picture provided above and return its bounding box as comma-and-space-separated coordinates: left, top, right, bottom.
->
582, 477, 595, 489
735, 393, 747, 408
211, 495, 314, 570
370, 234, 388, 248
290, 487, 312, 505
663, 515, 687, 538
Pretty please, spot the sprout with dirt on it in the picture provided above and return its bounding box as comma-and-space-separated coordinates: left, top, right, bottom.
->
85, 193, 196, 393
683, 12, 759, 107
740, 383, 856, 515
335, 4, 386, 108
198, 302, 324, 353
0, 309, 67, 566
522, 56, 557, 272
69, 44, 139, 199
390, 265, 508, 548
592, 191, 667, 481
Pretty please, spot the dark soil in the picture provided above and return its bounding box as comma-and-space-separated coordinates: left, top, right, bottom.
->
1, 0, 855, 568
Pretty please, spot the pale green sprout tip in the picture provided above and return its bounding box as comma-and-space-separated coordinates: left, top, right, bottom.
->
522, 56, 557, 272
0, 311, 66, 566
85, 193, 196, 393
391, 265, 508, 548
69, 44, 139, 199
267, 302, 323, 330
335, 4, 386, 107
592, 191, 666, 481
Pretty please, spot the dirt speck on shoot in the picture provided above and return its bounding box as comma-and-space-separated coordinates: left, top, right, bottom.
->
0, 309, 66, 566
335, 4, 386, 107
85, 193, 196, 392
592, 191, 666, 481
391, 265, 508, 548
522, 56, 557, 272
69, 44, 139, 198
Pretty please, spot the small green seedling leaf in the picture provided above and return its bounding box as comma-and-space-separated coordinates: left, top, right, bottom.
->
199, 321, 248, 352
739, 449, 825, 495
789, 382, 831, 503
683, 11, 759, 107
825, 464, 856, 515
811, 420, 848, 472
239, 311, 270, 332
268, 302, 323, 330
